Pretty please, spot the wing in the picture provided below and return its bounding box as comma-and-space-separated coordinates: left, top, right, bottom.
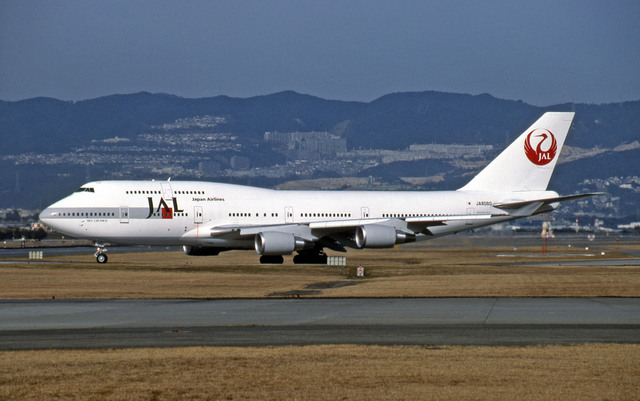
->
197, 213, 493, 250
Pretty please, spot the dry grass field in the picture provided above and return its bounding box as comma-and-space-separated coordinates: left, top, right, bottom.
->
2, 344, 639, 401
1, 236, 638, 298
1, 236, 638, 400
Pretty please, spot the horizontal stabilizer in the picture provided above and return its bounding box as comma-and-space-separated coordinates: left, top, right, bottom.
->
494, 193, 605, 209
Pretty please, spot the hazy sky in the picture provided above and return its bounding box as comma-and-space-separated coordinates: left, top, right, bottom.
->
1, 0, 639, 105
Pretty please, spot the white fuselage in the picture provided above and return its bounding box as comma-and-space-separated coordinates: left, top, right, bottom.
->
39, 180, 557, 249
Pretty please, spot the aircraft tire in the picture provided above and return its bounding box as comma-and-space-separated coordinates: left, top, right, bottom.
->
259, 255, 284, 264
293, 254, 328, 265
96, 253, 108, 264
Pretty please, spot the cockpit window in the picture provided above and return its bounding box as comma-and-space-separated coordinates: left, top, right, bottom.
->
75, 187, 95, 193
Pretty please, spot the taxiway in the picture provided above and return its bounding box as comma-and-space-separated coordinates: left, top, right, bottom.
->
1, 298, 638, 349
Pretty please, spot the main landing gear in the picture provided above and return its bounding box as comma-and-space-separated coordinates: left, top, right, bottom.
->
259, 255, 284, 264
292, 248, 328, 265
94, 243, 108, 264
260, 246, 327, 265
259, 246, 329, 265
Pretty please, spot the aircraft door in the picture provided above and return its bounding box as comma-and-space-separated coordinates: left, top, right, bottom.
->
361, 207, 370, 219
466, 208, 475, 225
119, 207, 129, 224
160, 182, 173, 200
285, 206, 293, 223
194, 206, 203, 224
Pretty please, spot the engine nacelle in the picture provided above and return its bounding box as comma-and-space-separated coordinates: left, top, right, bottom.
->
183, 245, 224, 256
355, 224, 416, 248
255, 231, 309, 255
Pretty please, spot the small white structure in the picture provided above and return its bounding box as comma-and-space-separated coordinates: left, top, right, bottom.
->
327, 256, 346, 266
28, 251, 43, 260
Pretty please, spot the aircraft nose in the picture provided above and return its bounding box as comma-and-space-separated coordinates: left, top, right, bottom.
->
39, 207, 55, 226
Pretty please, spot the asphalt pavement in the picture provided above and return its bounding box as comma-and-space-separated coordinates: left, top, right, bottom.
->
1, 298, 638, 349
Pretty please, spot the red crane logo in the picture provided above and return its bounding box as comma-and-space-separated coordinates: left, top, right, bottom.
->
524, 129, 557, 166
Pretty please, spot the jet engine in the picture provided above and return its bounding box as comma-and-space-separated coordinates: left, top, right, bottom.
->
355, 224, 416, 248
255, 231, 310, 255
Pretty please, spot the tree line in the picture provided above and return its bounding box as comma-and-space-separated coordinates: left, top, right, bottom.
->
0, 227, 47, 241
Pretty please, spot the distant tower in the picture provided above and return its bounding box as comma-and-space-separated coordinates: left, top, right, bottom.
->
14, 171, 20, 194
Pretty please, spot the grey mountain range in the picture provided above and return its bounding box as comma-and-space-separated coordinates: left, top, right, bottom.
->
1, 90, 638, 224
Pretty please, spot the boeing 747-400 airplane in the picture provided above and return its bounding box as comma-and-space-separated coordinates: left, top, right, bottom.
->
39, 112, 600, 264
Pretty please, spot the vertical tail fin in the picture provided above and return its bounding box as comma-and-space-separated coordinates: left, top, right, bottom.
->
459, 112, 574, 192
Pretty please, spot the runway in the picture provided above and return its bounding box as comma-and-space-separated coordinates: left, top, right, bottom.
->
1, 298, 639, 349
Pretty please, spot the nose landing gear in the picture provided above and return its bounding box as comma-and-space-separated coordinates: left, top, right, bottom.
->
94, 243, 108, 263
